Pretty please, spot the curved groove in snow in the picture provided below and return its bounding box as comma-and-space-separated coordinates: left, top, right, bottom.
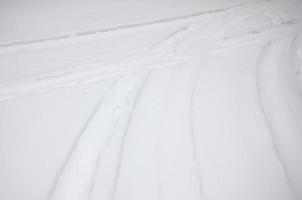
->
256, 40, 302, 199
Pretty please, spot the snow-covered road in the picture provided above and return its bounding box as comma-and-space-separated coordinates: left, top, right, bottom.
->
0, 0, 302, 200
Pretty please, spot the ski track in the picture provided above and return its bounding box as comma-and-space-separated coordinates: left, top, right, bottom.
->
188, 59, 208, 200
1, 0, 302, 200
110, 71, 150, 200
48, 71, 149, 200
46, 79, 116, 200
256, 40, 302, 199
281, 35, 302, 132
255, 42, 297, 199
88, 71, 149, 200
46, 80, 117, 200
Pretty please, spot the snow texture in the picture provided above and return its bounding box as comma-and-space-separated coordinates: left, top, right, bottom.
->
0, 0, 302, 200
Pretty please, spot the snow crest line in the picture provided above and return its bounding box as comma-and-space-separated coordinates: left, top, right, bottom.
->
0, 0, 272, 53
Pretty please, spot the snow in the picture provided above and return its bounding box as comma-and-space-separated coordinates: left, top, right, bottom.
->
0, 0, 302, 200
0, 0, 258, 44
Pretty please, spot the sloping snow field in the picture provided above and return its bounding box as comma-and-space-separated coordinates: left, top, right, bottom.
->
0, 0, 302, 200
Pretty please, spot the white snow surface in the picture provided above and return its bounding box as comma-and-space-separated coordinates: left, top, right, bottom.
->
1, 0, 302, 200
0, 0, 258, 44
